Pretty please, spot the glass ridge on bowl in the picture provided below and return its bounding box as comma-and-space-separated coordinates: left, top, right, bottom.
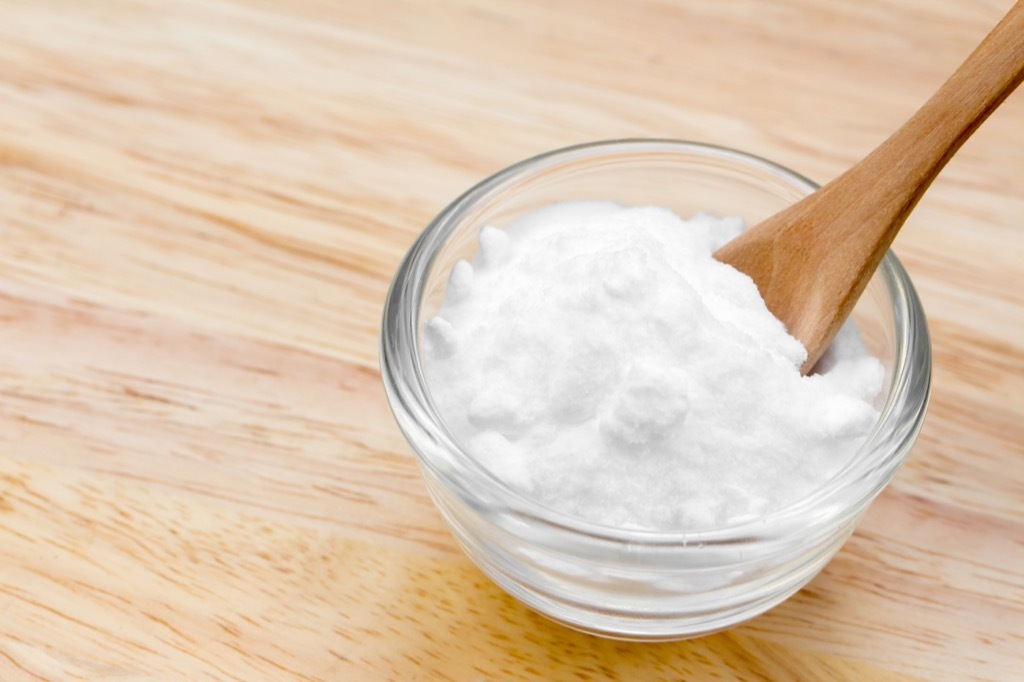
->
380, 139, 931, 640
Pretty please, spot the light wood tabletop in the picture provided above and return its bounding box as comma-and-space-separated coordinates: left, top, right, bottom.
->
1, 0, 1021, 680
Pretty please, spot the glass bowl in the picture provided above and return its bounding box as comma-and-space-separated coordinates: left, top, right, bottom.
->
380, 139, 931, 640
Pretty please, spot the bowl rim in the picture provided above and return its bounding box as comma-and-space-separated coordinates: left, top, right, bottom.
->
380, 138, 932, 546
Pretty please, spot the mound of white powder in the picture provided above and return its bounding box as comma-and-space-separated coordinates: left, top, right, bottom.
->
425, 202, 884, 530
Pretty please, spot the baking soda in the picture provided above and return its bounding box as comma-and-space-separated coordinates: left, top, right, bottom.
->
425, 202, 884, 529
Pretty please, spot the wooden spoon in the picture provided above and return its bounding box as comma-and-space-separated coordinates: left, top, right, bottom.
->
714, 1, 1024, 374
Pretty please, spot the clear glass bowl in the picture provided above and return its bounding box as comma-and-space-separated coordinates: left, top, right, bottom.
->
380, 139, 931, 640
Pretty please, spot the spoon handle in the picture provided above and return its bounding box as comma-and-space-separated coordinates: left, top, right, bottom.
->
854, 0, 1024, 225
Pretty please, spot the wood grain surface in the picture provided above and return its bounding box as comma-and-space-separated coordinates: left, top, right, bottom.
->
0, 0, 1021, 680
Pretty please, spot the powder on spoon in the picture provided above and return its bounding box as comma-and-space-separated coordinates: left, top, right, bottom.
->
424, 201, 884, 530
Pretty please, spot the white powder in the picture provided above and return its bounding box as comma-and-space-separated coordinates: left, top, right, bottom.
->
425, 202, 884, 530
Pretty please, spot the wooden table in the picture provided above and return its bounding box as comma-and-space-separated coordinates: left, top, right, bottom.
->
1, 1, 1021, 679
